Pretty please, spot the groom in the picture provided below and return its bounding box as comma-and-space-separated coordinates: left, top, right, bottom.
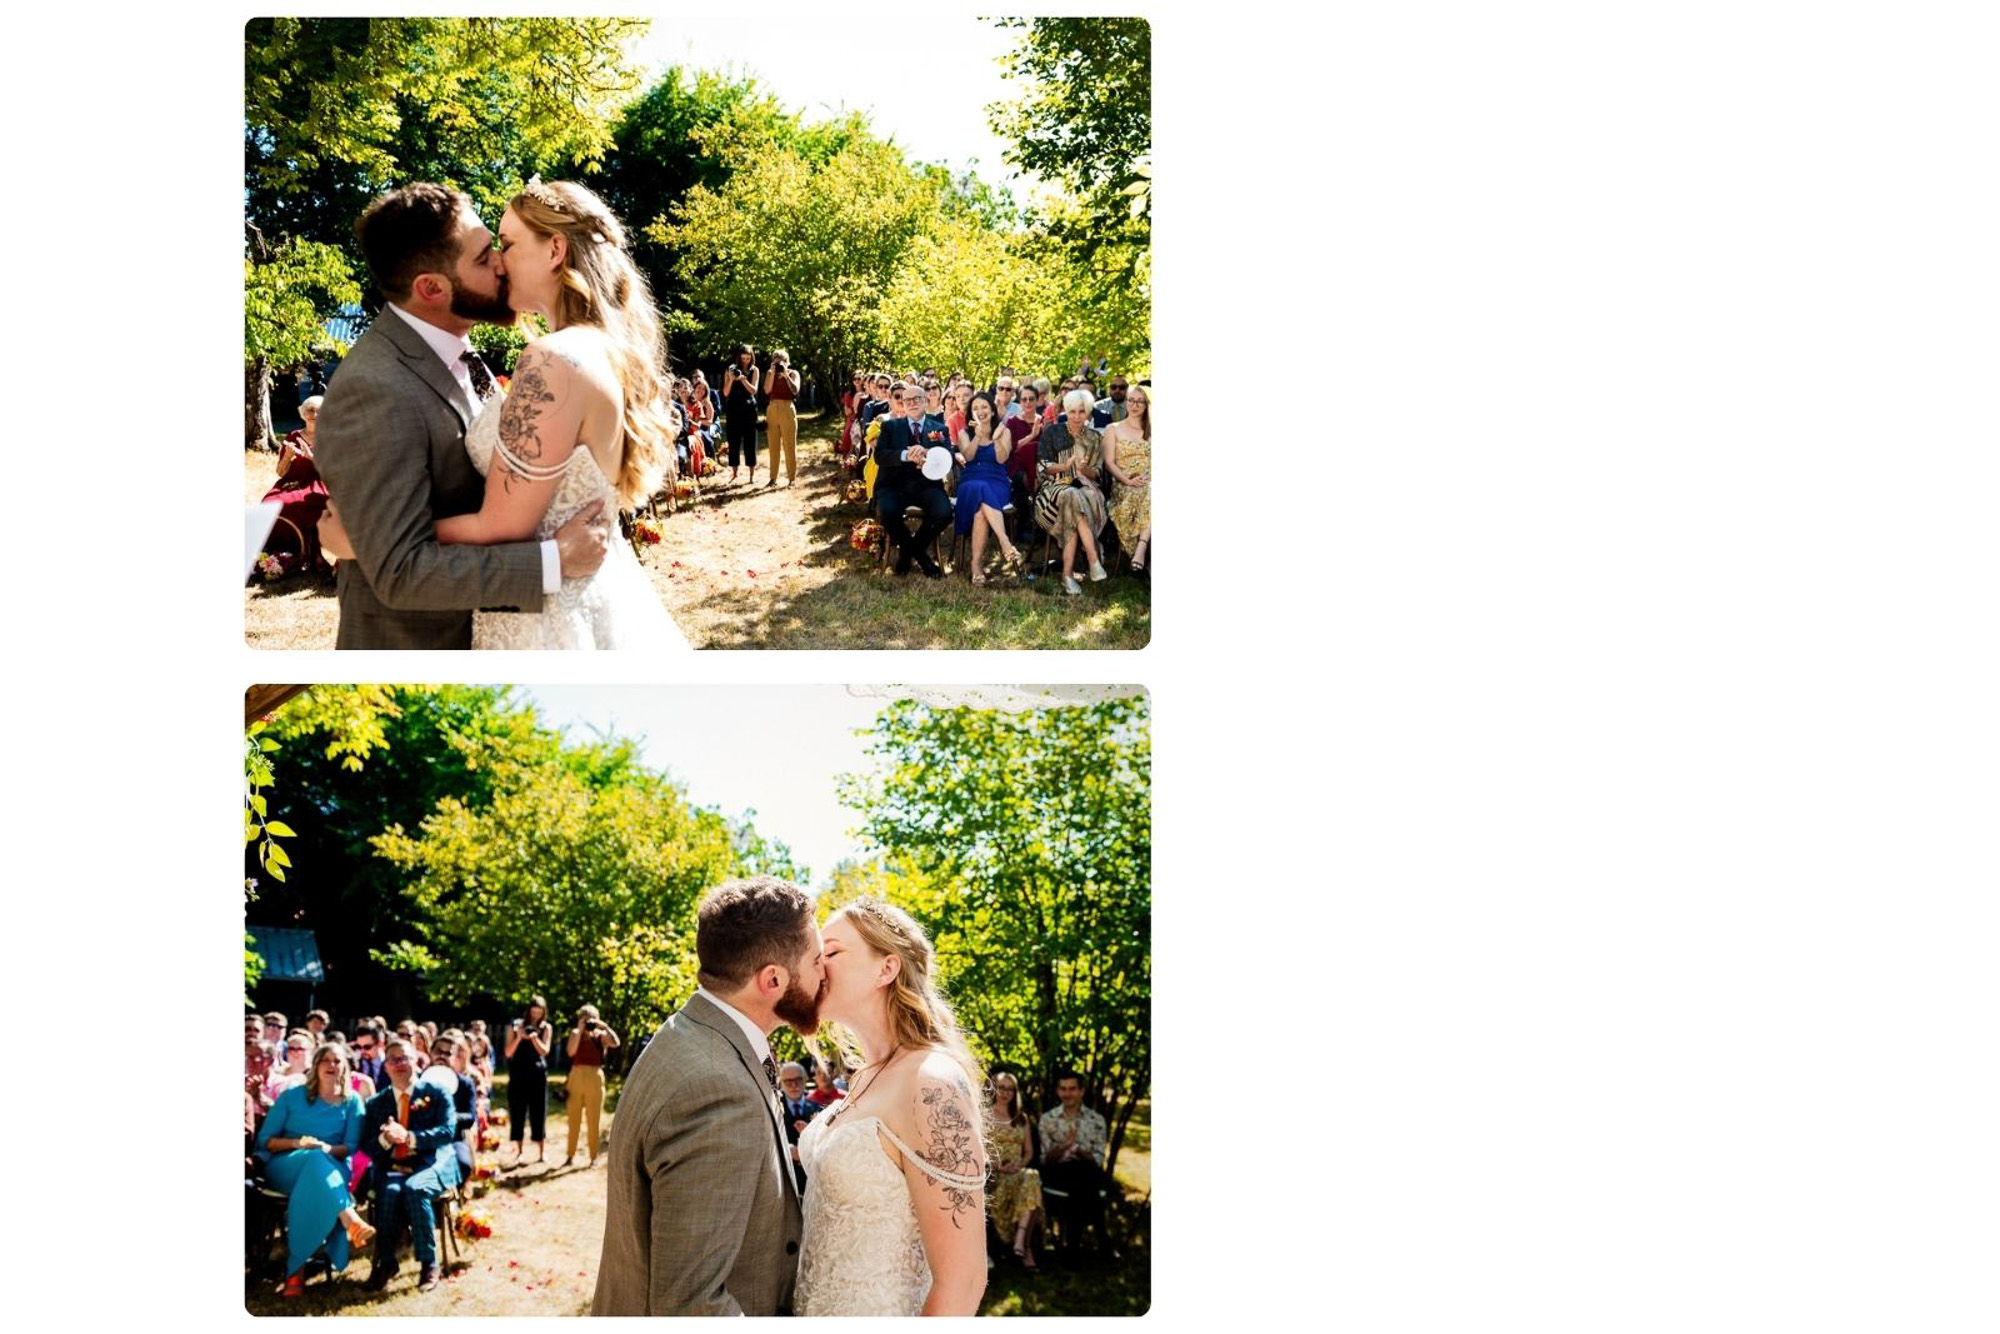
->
314, 182, 611, 649
592, 876, 825, 1316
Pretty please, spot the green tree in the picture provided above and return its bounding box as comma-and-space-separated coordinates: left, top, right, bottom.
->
243, 17, 648, 445
988, 18, 1151, 279
243, 234, 362, 450
838, 697, 1151, 1172
371, 752, 742, 1049
657, 133, 941, 395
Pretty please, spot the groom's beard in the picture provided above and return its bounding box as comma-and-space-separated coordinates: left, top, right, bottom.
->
450, 277, 515, 325
773, 974, 827, 1036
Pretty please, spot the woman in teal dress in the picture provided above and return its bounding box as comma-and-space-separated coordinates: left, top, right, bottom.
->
255, 1042, 372, 1297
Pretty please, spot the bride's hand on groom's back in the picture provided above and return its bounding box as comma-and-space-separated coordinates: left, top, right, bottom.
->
319, 503, 356, 561
554, 499, 612, 579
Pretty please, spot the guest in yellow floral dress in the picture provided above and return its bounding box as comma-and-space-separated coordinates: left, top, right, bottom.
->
987, 1073, 1044, 1271
1102, 384, 1151, 572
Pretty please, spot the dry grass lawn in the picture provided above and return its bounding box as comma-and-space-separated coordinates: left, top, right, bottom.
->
243, 412, 1149, 650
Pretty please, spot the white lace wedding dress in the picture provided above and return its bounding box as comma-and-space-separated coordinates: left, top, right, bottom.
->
793, 1104, 988, 1315
461, 397, 687, 651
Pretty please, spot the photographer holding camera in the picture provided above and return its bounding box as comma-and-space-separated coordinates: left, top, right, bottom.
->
563, 1004, 620, 1167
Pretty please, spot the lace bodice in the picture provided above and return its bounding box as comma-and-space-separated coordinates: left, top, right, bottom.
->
458, 396, 687, 652
793, 1109, 985, 1316
461, 395, 615, 540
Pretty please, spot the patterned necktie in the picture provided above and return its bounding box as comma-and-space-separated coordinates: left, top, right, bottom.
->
460, 351, 497, 401
761, 1054, 780, 1096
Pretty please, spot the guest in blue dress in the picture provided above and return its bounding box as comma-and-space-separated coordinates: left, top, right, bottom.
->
254, 1042, 372, 1298
952, 392, 1027, 584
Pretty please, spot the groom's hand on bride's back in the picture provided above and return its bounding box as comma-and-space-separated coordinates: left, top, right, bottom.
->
555, 499, 612, 579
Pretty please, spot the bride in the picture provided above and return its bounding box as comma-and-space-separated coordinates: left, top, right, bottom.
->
433, 178, 686, 650
795, 898, 989, 1316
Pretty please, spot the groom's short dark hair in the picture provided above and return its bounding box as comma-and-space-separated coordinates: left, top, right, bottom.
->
696, 875, 816, 989
356, 183, 471, 300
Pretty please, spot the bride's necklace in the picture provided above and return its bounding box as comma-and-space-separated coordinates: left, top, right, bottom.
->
833, 1044, 902, 1120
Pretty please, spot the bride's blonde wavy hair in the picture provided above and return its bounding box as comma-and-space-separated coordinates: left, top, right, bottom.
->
824, 897, 985, 1106
508, 178, 671, 507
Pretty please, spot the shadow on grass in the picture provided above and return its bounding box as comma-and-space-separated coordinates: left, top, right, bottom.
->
673, 420, 1150, 650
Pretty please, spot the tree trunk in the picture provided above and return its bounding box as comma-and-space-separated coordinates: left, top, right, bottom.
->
247, 355, 275, 453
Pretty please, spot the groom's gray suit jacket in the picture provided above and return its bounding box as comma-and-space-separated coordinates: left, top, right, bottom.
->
592, 992, 803, 1316
313, 309, 545, 649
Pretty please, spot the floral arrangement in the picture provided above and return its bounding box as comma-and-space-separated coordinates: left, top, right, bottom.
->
489, 1109, 509, 1127
843, 480, 868, 504
255, 553, 286, 580
455, 1206, 495, 1240
849, 519, 885, 553
632, 516, 664, 546
673, 479, 696, 500
478, 1125, 502, 1152
699, 457, 719, 477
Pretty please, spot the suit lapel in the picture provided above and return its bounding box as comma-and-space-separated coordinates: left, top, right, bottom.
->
372, 305, 474, 428
679, 994, 799, 1202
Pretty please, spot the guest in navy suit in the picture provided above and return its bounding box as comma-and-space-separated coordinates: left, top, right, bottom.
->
872, 380, 952, 577
777, 1061, 822, 1192
359, 1038, 462, 1292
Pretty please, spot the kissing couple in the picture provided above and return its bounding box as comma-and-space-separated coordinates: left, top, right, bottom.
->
314, 179, 686, 650
593, 879, 990, 1317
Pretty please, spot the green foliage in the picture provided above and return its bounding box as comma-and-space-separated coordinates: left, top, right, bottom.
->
243, 18, 646, 439
245, 17, 648, 214
988, 17, 1152, 277
837, 697, 1151, 1170
657, 134, 940, 394
469, 322, 531, 373
370, 755, 740, 1049
244, 237, 362, 370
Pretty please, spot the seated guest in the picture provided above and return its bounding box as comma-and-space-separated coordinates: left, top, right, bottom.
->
349, 1024, 385, 1088
859, 373, 896, 428
255, 1042, 373, 1298
994, 376, 1023, 421
1092, 375, 1128, 429
246, 1023, 276, 1112
1036, 1070, 1113, 1241
988, 1072, 1044, 1271
807, 1058, 845, 1108
424, 1028, 479, 1177
872, 379, 952, 578
1101, 383, 1151, 573
1033, 390, 1111, 594
841, 371, 866, 454
953, 391, 1026, 583
259, 396, 333, 575
304, 1009, 330, 1041
1001, 384, 1046, 543
360, 1037, 462, 1293
265, 1031, 313, 1104
777, 1061, 821, 1191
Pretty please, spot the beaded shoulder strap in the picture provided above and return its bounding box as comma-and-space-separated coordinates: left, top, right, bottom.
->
492, 436, 577, 482
871, 1119, 987, 1191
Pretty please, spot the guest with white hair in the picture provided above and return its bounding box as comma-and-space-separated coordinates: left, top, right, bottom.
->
1031, 388, 1110, 595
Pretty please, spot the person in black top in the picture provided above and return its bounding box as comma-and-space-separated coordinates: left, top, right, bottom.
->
872, 380, 951, 578
503, 994, 553, 1166
720, 344, 761, 483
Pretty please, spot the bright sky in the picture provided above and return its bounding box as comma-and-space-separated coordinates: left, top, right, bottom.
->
516, 685, 1141, 889
520, 684, 882, 889
633, 12, 1033, 194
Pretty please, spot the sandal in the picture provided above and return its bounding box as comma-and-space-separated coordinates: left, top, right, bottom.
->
279, 1273, 305, 1299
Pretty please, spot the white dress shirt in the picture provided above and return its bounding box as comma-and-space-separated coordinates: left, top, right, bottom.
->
386, 303, 560, 594
695, 987, 792, 1193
